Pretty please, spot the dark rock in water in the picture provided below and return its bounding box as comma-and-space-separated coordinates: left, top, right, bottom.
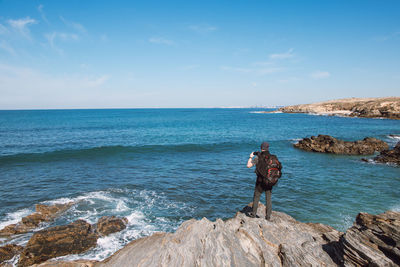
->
18, 220, 98, 267
96, 216, 128, 236
341, 211, 400, 266
0, 244, 24, 263
0, 202, 74, 237
294, 135, 388, 155
372, 141, 400, 165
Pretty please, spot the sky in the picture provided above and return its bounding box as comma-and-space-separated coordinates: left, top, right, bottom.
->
0, 0, 399, 109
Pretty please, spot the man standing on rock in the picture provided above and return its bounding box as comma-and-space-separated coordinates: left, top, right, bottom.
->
247, 142, 282, 220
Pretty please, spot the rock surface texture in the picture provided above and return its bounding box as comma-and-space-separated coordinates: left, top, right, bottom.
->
279, 97, 400, 119
0, 244, 23, 263
373, 141, 400, 165
294, 135, 388, 155
18, 220, 98, 267
13, 204, 400, 267
0, 202, 74, 237
95, 216, 128, 236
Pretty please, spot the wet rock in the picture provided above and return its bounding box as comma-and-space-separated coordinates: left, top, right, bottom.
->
0, 244, 23, 263
294, 135, 388, 155
341, 211, 400, 266
373, 141, 400, 165
18, 220, 98, 267
96, 216, 128, 236
0, 202, 74, 237
31, 260, 98, 267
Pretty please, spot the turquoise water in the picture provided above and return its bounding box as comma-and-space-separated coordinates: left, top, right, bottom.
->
0, 109, 399, 261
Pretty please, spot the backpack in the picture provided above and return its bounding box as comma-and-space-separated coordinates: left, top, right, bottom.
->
256, 152, 282, 186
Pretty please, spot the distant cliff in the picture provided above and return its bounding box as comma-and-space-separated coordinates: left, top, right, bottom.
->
279, 97, 400, 119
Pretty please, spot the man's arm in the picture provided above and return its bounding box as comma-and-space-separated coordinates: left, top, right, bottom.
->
247, 152, 255, 168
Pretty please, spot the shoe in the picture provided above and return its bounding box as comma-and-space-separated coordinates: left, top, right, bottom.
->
247, 212, 256, 218
265, 216, 271, 221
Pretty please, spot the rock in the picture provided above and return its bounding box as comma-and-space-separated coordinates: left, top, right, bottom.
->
279, 97, 400, 119
341, 211, 400, 266
98, 203, 342, 267
31, 260, 98, 267
18, 220, 98, 267
0, 244, 23, 263
372, 141, 400, 165
294, 135, 388, 155
0, 202, 74, 237
96, 216, 128, 236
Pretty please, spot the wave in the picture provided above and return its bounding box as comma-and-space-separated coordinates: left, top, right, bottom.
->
0, 142, 252, 165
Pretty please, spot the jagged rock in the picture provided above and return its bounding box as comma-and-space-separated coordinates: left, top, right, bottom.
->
98, 203, 342, 267
341, 211, 400, 266
373, 141, 400, 165
0, 202, 74, 237
0, 244, 24, 263
18, 220, 98, 267
279, 97, 400, 119
96, 216, 128, 236
294, 135, 388, 155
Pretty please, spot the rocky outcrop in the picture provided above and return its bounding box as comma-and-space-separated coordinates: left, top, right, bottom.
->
96, 216, 128, 236
18, 220, 98, 267
341, 211, 400, 266
279, 97, 400, 119
0, 244, 23, 263
294, 135, 388, 155
0, 202, 74, 237
16, 204, 400, 267
373, 141, 400, 165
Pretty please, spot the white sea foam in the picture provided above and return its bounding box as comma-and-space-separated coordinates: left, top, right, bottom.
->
0, 208, 32, 230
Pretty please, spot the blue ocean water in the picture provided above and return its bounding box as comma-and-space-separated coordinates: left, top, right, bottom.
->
0, 109, 399, 261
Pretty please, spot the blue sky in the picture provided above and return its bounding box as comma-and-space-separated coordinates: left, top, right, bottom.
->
0, 0, 399, 109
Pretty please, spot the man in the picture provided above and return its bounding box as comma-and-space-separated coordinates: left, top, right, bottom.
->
247, 141, 282, 220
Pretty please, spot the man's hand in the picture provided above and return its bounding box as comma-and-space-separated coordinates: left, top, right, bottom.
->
247, 152, 255, 168
249, 152, 254, 158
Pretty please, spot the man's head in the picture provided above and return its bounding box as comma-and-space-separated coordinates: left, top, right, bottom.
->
261, 141, 269, 152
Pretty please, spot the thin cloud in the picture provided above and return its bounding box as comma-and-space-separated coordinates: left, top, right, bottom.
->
0, 41, 17, 56
0, 24, 9, 34
7, 17, 37, 38
269, 48, 294, 59
45, 32, 79, 54
221, 66, 282, 75
60, 16, 86, 33
149, 37, 174, 45
188, 24, 217, 33
38, 4, 49, 24
310, 70, 330, 79
374, 31, 400, 42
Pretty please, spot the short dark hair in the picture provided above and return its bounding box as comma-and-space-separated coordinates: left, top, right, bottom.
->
261, 142, 269, 151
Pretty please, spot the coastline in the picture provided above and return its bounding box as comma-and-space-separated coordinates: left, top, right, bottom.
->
276, 97, 400, 120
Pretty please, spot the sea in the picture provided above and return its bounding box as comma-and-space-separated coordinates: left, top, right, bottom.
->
0, 109, 399, 262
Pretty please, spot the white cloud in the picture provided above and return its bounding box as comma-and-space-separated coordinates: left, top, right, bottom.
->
0, 24, 9, 34
269, 48, 294, 59
0, 41, 16, 56
221, 66, 282, 75
38, 4, 49, 24
60, 16, 86, 33
0, 64, 111, 109
149, 37, 174, 45
45, 32, 79, 54
188, 24, 217, 33
310, 71, 331, 79
7, 17, 37, 38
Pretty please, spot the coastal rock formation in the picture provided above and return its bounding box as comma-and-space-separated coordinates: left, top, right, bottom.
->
294, 135, 388, 155
279, 97, 400, 119
98, 203, 343, 267
372, 141, 400, 165
341, 211, 400, 266
0, 244, 23, 263
18, 220, 98, 267
16, 204, 400, 267
96, 216, 128, 236
0, 202, 74, 237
